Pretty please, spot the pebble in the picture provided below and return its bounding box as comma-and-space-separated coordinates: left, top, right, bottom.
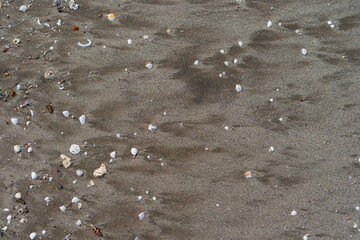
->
69, 144, 80, 154
139, 212, 145, 220
30, 232, 36, 240
76, 170, 84, 177
31, 172, 37, 180
15, 192, 22, 200
14, 145, 21, 153
19, 5, 27, 12
302, 48, 308, 56
79, 115, 86, 124
291, 210, 297, 216
146, 63, 153, 69
235, 84, 242, 92
62, 111, 70, 118
11, 118, 19, 125
148, 124, 157, 131
72, 197, 80, 203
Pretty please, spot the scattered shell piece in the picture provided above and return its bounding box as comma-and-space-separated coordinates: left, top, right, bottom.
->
57, 19, 62, 26
46, 105, 54, 113
269, 98, 274, 102
269, 146, 275, 152
27, 147, 33, 153
245, 171, 252, 178
72, 197, 80, 203
19, 5, 27, 12
220, 49, 225, 54
93, 163, 107, 177
44, 71, 55, 80
62, 111, 70, 118
152, 196, 157, 201
116, 133, 121, 138
194, 60, 199, 66
75, 220, 82, 226
330, 24, 335, 29
42, 230, 47, 235
62, 156, 72, 168
138, 196, 143, 200
76, 170, 84, 177
69, 144, 80, 154
79, 115, 86, 124
127, 39, 133, 44
327, 21, 332, 25
110, 151, 116, 158
131, 148, 138, 157
59, 205, 66, 212
30, 110, 34, 116
139, 212, 145, 220
13, 38, 20, 45
148, 124, 157, 131
235, 84, 242, 92
234, 59, 239, 64
224, 61, 230, 67
143, 35, 149, 40
31, 172, 37, 180
77, 39, 92, 48
146, 63, 153, 69
15, 192, 22, 200
30, 232, 36, 240
267, 21, 272, 28
14, 145, 21, 153
11, 118, 19, 125
71, 26, 79, 31
224, 126, 229, 130
107, 13, 115, 21
302, 48, 307, 56
87, 180, 94, 187
238, 40, 243, 47
291, 210, 297, 216
69, 0, 79, 11
303, 235, 308, 240
78, 202, 82, 209
90, 224, 103, 237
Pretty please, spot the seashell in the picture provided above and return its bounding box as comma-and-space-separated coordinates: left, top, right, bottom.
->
131, 148, 138, 157
138, 196, 142, 200
127, 39, 133, 44
244, 171, 252, 178
87, 180, 94, 187
19, 5, 27, 12
235, 84, 242, 92
56, 19, 62, 26
77, 39, 92, 47
93, 163, 107, 177
90, 224, 103, 237
291, 210, 297, 216
79, 115, 86, 124
143, 35, 149, 40
72, 197, 80, 203
69, 144, 80, 154
76, 220, 82, 226
110, 151, 116, 158
13, 38, 20, 45
31, 172, 37, 180
62, 157, 72, 168
14, 145, 21, 153
27, 147, 33, 153
193, 60, 199, 66
76, 170, 84, 177
148, 124, 157, 131
59, 205, 66, 212
11, 118, 19, 125
268, 146, 274, 152
330, 24, 335, 29
44, 70, 55, 80
267, 21, 272, 28
146, 63, 153, 69
42, 230, 47, 235
15, 192, 22, 200
7, 215, 11, 223
30, 232, 36, 240
69, 0, 79, 11
138, 212, 145, 220
107, 13, 115, 21
62, 111, 70, 118
224, 61, 230, 67
301, 48, 307, 56
233, 59, 239, 64
44, 23, 51, 28
44, 197, 50, 203
78, 202, 82, 209
238, 40, 243, 47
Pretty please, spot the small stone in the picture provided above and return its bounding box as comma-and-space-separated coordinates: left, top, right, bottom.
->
69, 144, 80, 154
19, 5, 27, 12
62, 111, 70, 118
11, 118, 19, 125
29, 232, 36, 240
14, 145, 21, 153
31, 172, 37, 180
15, 192, 22, 199
79, 115, 85, 124
139, 212, 145, 220
59, 205, 66, 212
72, 197, 80, 203
76, 170, 84, 177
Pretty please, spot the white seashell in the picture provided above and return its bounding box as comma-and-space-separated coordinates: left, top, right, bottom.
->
110, 151, 116, 158
238, 41, 243, 47
295, 29, 300, 34
72, 197, 80, 203
20, 218, 26, 223
7, 215, 12, 223
267, 21, 272, 28
330, 24, 335, 29
26, 121, 31, 126
131, 148, 138, 156
291, 210, 297, 216
77, 39, 92, 47
152, 196, 157, 201
19, 5, 27, 12
44, 71, 55, 80
143, 35, 149, 40
76, 170, 84, 177
4, 208, 9, 212
220, 49, 225, 54
303, 235, 308, 240
14, 145, 21, 153
302, 48, 307, 56
31, 172, 37, 180
30, 232, 36, 240
69, 144, 80, 154
79, 115, 85, 124
146, 63, 153, 69
78, 203, 82, 209
148, 124, 157, 131
62, 111, 69, 118
59, 205, 66, 212
269, 98, 274, 102
116, 133, 121, 138
17, 85, 21, 91
30, 110, 34, 116
87, 180, 94, 187
11, 118, 19, 125
44, 197, 50, 203
193, 60, 199, 66
93, 163, 107, 177
15, 192, 22, 200
13, 38, 20, 45
356, 206, 360, 211
327, 21, 332, 25
127, 39, 133, 44
224, 61, 230, 67
135, 237, 139, 240
269, 146, 275, 152
42, 230, 47, 235
44, 23, 51, 28
235, 84, 242, 92
224, 126, 229, 130
26, 147, 32, 154
75, 220, 82, 226
138, 196, 143, 200
57, 19, 62, 26
49, 177, 53, 182
139, 212, 145, 220
233, 59, 239, 64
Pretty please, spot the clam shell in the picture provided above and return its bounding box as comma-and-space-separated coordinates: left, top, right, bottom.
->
131, 148, 138, 156
13, 38, 20, 45
93, 163, 107, 177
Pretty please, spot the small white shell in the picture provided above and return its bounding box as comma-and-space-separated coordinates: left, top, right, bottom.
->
146, 63, 153, 69
72, 197, 80, 203
19, 5, 27, 12
302, 48, 307, 56
44, 70, 55, 80
27, 147, 33, 153
193, 60, 199, 66
93, 163, 107, 177
233, 59, 239, 64
59, 205, 66, 212
14, 145, 21, 153
30, 110, 34, 116
110, 151, 116, 158
75, 220, 82, 226
31, 172, 37, 180
56, 19, 62, 26
267, 21, 272, 28
15, 192, 22, 199
11, 118, 19, 125
79, 115, 86, 124
291, 210, 297, 216
42, 230, 47, 235
138, 212, 145, 220
29, 232, 36, 240
269, 146, 275, 152
131, 148, 138, 156
13, 38, 20, 45
238, 41, 243, 47
127, 39, 133, 44
62, 111, 70, 118
76, 170, 84, 177
77, 39, 92, 47
235, 84, 242, 92
69, 144, 80, 154
224, 61, 230, 67
148, 124, 157, 131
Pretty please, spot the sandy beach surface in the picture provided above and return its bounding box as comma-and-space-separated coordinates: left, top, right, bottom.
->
1, 0, 360, 239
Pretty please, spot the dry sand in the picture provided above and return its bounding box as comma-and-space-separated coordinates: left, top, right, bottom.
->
1, 0, 360, 239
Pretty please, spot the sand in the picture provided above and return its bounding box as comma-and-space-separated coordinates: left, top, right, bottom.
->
1, 0, 360, 239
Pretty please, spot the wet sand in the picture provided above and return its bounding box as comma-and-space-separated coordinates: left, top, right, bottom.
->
1, 0, 360, 239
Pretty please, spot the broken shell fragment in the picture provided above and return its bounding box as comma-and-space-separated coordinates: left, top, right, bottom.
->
19, 5, 27, 12
15, 192, 22, 200
139, 212, 145, 220
107, 13, 115, 21
93, 163, 107, 177
302, 48, 308, 56
235, 84, 242, 92
76, 170, 84, 177
90, 224, 103, 237
146, 63, 153, 69
77, 39, 92, 48
79, 115, 86, 124
87, 180, 95, 187
148, 124, 157, 131
72, 197, 80, 203
59, 205, 66, 212
44, 71, 55, 80
110, 151, 116, 158
14, 145, 21, 153
245, 171, 252, 178
11, 118, 19, 125
13, 38, 20, 45
62, 111, 70, 118
31, 172, 37, 180
61, 154, 72, 168
69, 144, 80, 154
